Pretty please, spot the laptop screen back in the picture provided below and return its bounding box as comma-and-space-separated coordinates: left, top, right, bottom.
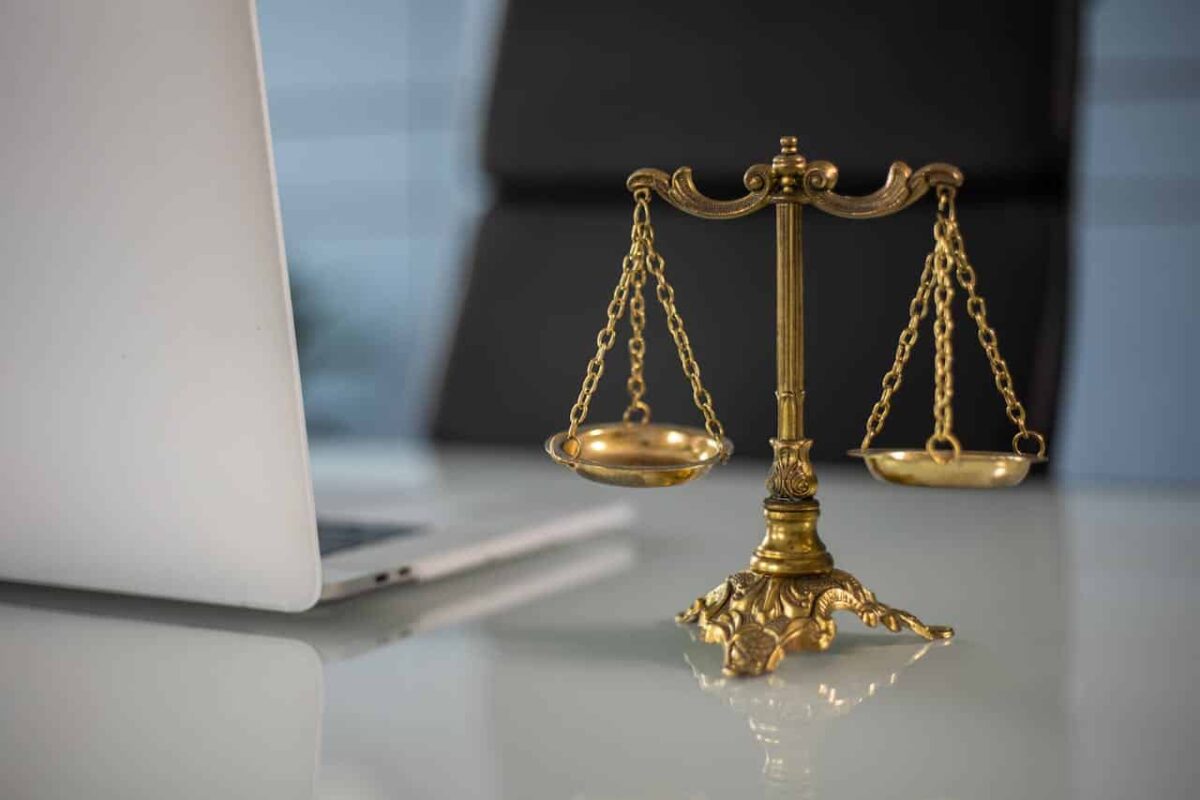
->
0, 0, 321, 609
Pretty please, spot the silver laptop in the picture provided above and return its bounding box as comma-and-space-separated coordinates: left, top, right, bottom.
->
0, 0, 630, 610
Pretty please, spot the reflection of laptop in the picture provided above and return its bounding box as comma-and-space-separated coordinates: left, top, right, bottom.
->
0, 1, 631, 610
0, 537, 635, 799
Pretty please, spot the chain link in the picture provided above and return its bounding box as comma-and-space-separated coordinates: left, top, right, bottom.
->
860, 253, 935, 450
644, 246, 727, 451
926, 189, 962, 463
941, 190, 1047, 458
563, 253, 634, 453
622, 210, 651, 423
564, 189, 728, 455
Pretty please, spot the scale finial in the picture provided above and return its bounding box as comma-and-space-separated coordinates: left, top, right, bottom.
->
773, 136, 806, 194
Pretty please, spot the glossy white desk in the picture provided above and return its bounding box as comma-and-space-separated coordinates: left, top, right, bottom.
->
1, 447, 1196, 799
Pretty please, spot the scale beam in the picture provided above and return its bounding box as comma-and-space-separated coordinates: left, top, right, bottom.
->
626, 138, 962, 220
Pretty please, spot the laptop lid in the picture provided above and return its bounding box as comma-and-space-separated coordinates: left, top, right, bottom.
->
0, 0, 321, 609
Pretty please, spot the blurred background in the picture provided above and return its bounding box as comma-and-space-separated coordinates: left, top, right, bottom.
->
256, 0, 1199, 486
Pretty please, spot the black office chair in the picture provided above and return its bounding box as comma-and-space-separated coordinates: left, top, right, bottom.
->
436, 1, 1078, 463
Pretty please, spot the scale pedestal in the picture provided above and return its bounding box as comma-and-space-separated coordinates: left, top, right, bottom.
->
547, 136, 1044, 676
678, 484, 951, 677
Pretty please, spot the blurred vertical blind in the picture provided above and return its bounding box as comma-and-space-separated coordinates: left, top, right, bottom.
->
256, 0, 500, 437
1059, 0, 1200, 483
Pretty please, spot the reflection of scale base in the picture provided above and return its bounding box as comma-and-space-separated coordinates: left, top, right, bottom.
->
686, 635, 947, 800
761, 740, 815, 800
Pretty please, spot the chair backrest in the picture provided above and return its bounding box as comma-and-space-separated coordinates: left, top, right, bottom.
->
437, 0, 1078, 462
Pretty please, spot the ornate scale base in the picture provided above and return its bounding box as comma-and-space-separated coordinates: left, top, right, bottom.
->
678, 568, 954, 678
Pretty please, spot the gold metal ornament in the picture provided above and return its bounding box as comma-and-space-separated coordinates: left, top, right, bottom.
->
545, 136, 1047, 676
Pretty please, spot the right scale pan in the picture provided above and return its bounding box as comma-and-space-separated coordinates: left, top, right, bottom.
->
848, 448, 1045, 489
853, 184, 1048, 490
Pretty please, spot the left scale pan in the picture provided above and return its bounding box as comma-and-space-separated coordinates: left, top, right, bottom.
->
546, 422, 731, 488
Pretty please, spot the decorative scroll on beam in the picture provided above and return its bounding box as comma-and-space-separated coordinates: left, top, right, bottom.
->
627, 164, 774, 220
802, 161, 964, 219
628, 158, 962, 221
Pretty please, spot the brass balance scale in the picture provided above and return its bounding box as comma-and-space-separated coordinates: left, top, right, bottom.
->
545, 136, 1047, 677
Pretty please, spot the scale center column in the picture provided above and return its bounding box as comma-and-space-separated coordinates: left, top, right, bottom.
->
752, 136, 833, 576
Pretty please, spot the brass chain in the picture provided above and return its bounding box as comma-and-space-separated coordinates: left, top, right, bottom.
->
941, 189, 1047, 458
859, 253, 935, 450
927, 189, 961, 463
644, 243, 728, 452
564, 189, 727, 455
622, 212, 651, 423
859, 184, 1047, 461
564, 241, 636, 455
637, 190, 727, 451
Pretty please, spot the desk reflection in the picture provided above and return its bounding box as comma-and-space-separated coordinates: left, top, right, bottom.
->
686, 634, 950, 799
0, 605, 323, 800
0, 538, 634, 800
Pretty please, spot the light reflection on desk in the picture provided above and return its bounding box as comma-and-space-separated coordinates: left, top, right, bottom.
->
0, 605, 324, 800
686, 635, 949, 799
0, 538, 635, 800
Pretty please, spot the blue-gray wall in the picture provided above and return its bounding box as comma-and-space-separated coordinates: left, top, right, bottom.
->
1059, 0, 1200, 483
256, 0, 499, 437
